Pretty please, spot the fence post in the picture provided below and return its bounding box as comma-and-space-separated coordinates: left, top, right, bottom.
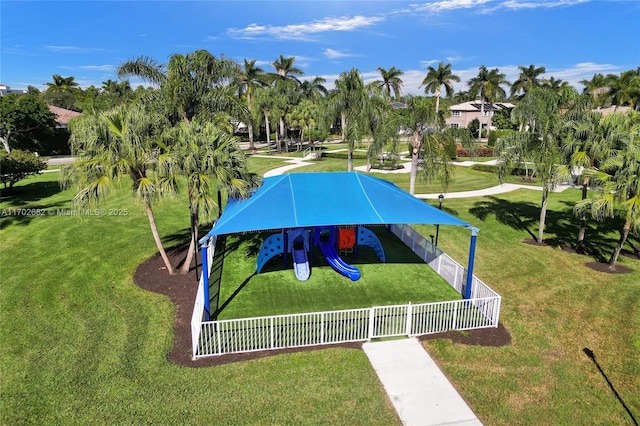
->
216, 322, 222, 355
270, 317, 274, 349
405, 303, 413, 336
452, 302, 458, 329
320, 312, 325, 344
368, 307, 376, 340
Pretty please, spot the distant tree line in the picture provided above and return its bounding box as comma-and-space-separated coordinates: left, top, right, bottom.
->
2, 51, 638, 271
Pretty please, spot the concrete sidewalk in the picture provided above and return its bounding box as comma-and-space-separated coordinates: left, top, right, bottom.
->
363, 338, 482, 426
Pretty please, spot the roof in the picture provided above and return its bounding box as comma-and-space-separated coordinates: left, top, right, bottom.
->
204, 172, 473, 237
450, 101, 515, 112
48, 105, 81, 127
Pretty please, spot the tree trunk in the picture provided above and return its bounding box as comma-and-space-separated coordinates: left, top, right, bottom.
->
609, 221, 630, 269
478, 97, 485, 142
576, 178, 589, 252
435, 88, 441, 114
409, 131, 421, 195
341, 112, 347, 142
145, 202, 175, 275
247, 93, 254, 150
537, 188, 549, 243
179, 212, 198, 274
248, 122, 254, 150
347, 149, 353, 172
2, 131, 11, 154
263, 110, 271, 154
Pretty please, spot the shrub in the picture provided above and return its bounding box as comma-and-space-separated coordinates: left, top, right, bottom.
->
470, 163, 498, 173
0, 149, 47, 188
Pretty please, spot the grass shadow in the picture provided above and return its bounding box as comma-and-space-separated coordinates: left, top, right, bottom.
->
470, 196, 538, 240
0, 179, 63, 205
214, 272, 257, 317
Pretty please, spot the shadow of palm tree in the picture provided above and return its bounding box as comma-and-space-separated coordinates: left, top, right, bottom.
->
469, 196, 630, 263
470, 196, 538, 240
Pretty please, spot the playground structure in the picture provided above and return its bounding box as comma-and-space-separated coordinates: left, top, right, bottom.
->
256, 226, 386, 281
192, 172, 500, 358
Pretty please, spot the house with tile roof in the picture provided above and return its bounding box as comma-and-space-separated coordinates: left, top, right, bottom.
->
48, 105, 81, 129
445, 101, 515, 130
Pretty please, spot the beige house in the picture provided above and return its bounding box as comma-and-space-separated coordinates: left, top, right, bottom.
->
445, 101, 515, 130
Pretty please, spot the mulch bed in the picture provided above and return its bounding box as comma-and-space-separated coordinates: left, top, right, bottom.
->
134, 244, 511, 368
522, 239, 636, 274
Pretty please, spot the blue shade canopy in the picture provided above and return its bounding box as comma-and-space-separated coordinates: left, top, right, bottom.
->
204, 172, 473, 237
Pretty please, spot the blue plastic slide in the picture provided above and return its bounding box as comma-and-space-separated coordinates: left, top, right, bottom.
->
319, 240, 361, 281
292, 240, 310, 281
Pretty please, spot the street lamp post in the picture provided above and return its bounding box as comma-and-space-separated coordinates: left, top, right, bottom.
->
435, 193, 444, 246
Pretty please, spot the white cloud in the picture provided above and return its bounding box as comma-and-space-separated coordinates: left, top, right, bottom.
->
324, 48, 358, 60
409, 0, 588, 14
500, 0, 589, 10
410, 0, 493, 13
227, 15, 385, 40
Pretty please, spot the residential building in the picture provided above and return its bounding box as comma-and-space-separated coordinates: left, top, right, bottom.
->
0, 84, 26, 95
48, 105, 81, 129
445, 101, 515, 130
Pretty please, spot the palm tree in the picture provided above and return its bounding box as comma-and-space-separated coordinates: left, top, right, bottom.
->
236, 59, 268, 149
498, 86, 563, 243
420, 62, 460, 113
468, 66, 509, 141
167, 120, 259, 273
560, 103, 615, 252
510, 64, 546, 98
610, 69, 640, 110
46, 74, 79, 93
374, 66, 404, 101
271, 55, 304, 141
118, 49, 241, 124
61, 104, 179, 274
575, 110, 640, 268
253, 85, 284, 151
401, 96, 452, 194
299, 76, 328, 101
327, 68, 368, 171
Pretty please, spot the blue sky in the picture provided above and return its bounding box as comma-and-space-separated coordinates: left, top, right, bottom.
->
2, 0, 639, 95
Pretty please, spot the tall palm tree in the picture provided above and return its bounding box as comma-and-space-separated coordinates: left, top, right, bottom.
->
468, 66, 509, 141
560, 103, 615, 252
118, 49, 242, 124
236, 59, 268, 149
62, 104, 179, 274
498, 86, 564, 243
401, 96, 451, 194
374, 66, 404, 101
327, 68, 368, 171
510, 64, 546, 98
271, 55, 304, 141
420, 62, 460, 113
46, 74, 79, 93
575, 110, 640, 268
167, 120, 259, 273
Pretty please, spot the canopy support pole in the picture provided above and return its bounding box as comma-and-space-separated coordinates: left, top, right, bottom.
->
464, 228, 479, 300
201, 239, 211, 321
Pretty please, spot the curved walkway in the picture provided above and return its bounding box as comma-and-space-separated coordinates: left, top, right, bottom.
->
257, 152, 573, 199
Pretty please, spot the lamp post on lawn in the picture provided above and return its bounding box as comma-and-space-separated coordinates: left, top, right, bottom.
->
435, 193, 444, 247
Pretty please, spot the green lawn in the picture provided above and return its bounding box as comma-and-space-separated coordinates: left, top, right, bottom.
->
2, 171, 639, 425
0, 172, 399, 425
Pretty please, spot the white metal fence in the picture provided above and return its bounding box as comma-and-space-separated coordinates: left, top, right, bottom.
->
191, 225, 501, 359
